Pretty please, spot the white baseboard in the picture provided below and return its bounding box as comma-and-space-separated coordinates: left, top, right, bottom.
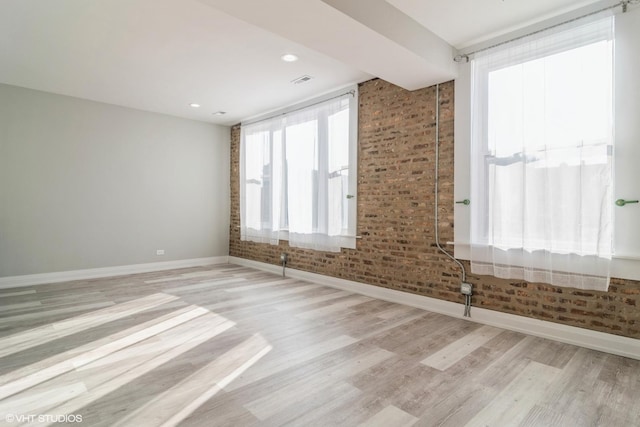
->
0, 256, 230, 289
229, 256, 640, 360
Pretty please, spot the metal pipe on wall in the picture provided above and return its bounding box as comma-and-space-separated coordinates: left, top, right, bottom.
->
433, 84, 471, 317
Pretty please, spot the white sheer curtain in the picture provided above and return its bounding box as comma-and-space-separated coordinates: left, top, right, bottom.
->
469, 15, 614, 291
240, 93, 356, 252
240, 120, 286, 245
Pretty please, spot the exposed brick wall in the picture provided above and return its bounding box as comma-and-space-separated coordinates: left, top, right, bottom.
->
229, 78, 640, 339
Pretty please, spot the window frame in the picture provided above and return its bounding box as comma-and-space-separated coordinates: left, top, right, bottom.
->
470, 37, 614, 253
239, 87, 359, 250
454, 11, 640, 281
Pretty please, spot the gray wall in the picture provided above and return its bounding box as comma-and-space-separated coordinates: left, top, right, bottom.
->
0, 84, 230, 277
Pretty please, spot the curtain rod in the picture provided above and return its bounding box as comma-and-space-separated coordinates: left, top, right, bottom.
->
241, 89, 355, 127
454, 0, 632, 62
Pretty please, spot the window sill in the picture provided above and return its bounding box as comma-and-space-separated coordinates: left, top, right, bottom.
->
452, 242, 640, 282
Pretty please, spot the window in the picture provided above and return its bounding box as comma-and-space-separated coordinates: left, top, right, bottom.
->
240, 89, 358, 252
468, 15, 614, 290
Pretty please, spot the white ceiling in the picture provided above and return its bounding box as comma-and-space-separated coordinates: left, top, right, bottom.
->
0, 0, 606, 126
386, 0, 603, 49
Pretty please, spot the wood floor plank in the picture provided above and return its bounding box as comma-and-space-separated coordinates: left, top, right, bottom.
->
360, 405, 418, 427
0, 289, 36, 297
162, 277, 247, 293
224, 278, 299, 292
519, 404, 566, 427
295, 295, 373, 320
421, 325, 503, 371
375, 304, 420, 320
0, 301, 115, 326
272, 289, 350, 311
464, 361, 561, 427
0, 301, 42, 312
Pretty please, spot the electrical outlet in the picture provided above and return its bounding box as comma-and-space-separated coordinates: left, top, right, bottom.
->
156, 249, 165, 256
280, 253, 288, 263
461, 282, 473, 295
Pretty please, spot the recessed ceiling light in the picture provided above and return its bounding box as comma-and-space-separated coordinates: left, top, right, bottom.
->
213, 111, 227, 116
189, 103, 201, 108
281, 53, 298, 62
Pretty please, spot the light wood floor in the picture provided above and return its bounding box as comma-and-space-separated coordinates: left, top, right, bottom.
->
0, 264, 639, 427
